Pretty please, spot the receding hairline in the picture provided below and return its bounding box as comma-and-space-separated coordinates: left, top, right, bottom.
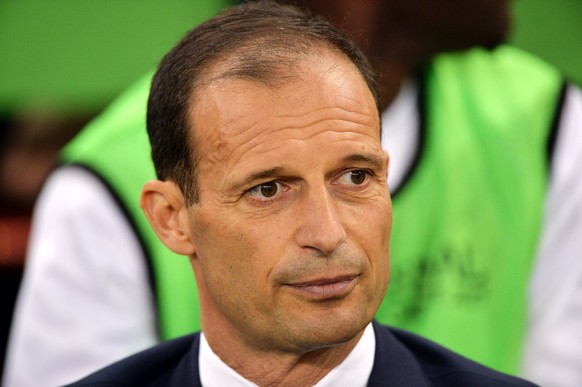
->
187, 36, 381, 131
189, 34, 361, 101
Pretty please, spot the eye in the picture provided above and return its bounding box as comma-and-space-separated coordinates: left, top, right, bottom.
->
336, 169, 370, 186
247, 181, 281, 200
349, 170, 367, 185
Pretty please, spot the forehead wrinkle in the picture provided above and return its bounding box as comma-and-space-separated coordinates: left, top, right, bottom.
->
215, 100, 380, 168
225, 120, 378, 170
226, 126, 380, 177
275, 105, 375, 128
224, 108, 377, 151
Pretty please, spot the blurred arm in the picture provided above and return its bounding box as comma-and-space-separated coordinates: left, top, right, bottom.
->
2, 166, 157, 387
522, 84, 582, 387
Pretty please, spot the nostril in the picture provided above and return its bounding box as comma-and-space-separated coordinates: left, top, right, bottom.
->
294, 188, 347, 255
296, 219, 347, 256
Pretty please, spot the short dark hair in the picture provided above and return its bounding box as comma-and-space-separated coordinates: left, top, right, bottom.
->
147, 0, 380, 205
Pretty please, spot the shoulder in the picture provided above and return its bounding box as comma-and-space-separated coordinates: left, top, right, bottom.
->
434, 45, 561, 78
429, 45, 563, 105
62, 72, 152, 161
371, 322, 538, 386
65, 333, 201, 387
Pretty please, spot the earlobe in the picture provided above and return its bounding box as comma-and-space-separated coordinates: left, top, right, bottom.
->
140, 180, 196, 256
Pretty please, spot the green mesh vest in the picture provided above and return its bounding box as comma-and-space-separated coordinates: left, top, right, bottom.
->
59, 0, 234, 340
375, 46, 563, 374
61, 72, 201, 340
61, 45, 563, 374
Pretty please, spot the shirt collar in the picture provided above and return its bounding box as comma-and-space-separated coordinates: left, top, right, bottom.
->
198, 323, 376, 387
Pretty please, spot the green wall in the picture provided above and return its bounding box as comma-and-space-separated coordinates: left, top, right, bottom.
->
509, 0, 582, 86
0, 0, 233, 114
0, 0, 580, 114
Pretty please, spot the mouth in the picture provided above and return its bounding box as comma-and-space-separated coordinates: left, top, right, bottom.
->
284, 275, 359, 300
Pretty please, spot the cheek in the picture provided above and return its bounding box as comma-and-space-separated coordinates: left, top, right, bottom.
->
346, 197, 392, 278
347, 195, 391, 246
193, 214, 276, 303
365, 203, 392, 307
194, 225, 258, 318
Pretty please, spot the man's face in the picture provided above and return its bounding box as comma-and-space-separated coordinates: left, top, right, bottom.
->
186, 51, 391, 353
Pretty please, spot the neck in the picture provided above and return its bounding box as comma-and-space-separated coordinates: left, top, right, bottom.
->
206, 328, 364, 387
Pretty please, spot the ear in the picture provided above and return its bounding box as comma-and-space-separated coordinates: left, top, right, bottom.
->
140, 180, 196, 256
382, 148, 390, 179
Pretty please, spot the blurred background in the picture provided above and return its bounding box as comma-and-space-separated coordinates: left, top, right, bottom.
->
0, 0, 580, 379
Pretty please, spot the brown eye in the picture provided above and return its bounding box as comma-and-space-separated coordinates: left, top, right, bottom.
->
350, 170, 367, 185
247, 181, 284, 201
260, 182, 278, 197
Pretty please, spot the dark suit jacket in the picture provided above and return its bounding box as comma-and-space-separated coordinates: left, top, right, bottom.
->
67, 321, 537, 386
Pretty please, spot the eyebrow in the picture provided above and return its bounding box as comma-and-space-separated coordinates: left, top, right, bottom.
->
233, 152, 384, 192
234, 167, 285, 191
341, 152, 385, 169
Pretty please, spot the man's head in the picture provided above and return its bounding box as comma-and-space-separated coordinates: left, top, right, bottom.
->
141, 0, 391, 368
147, 0, 380, 206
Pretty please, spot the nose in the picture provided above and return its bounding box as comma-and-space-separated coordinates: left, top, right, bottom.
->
294, 186, 347, 256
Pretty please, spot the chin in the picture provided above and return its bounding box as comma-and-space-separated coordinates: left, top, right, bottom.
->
288, 311, 371, 351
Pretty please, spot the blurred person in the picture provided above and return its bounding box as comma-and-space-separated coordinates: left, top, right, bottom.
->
68, 2, 535, 384
4, 0, 582, 386
0, 108, 91, 382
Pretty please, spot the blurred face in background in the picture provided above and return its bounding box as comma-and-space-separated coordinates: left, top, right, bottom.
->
293, 0, 511, 54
